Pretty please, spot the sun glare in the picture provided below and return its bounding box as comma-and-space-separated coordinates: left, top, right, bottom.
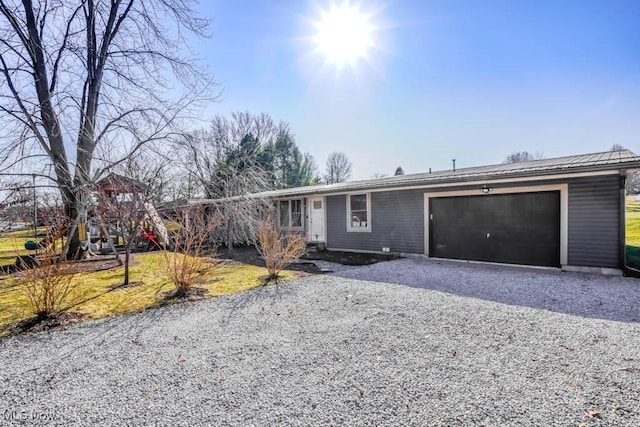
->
314, 3, 373, 67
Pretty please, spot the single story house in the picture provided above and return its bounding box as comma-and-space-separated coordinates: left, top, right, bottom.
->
193, 150, 640, 275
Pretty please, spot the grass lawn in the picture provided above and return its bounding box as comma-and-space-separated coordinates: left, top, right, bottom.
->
0, 252, 300, 337
0, 227, 45, 267
626, 195, 640, 268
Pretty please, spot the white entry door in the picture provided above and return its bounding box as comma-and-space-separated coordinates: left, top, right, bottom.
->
309, 197, 326, 242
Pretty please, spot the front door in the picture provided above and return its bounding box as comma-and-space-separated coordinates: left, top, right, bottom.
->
309, 197, 326, 242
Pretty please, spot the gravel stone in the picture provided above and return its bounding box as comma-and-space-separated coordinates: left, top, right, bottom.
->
333, 257, 640, 322
1, 259, 639, 426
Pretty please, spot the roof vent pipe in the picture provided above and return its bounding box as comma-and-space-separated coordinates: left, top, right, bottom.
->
429, 168, 431, 174
452, 159, 456, 171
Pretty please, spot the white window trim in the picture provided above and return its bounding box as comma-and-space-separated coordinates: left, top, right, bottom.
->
346, 192, 371, 232
278, 198, 304, 231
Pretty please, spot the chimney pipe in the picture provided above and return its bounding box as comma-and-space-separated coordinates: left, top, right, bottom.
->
452, 159, 456, 171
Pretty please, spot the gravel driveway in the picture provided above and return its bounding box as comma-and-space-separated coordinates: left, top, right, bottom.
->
333, 258, 640, 322
1, 260, 639, 426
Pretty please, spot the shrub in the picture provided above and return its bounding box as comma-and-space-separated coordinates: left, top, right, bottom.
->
19, 232, 82, 320
161, 210, 220, 298
256, 216, 306, 281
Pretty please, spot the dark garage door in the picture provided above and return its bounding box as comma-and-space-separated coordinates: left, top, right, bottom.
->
430, 191, 560, 267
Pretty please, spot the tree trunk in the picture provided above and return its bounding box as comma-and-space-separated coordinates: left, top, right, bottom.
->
64, 198, 83, 259
124, 248, 130, 287
226, 218, 234, 256
59, 217, 79, 260
122, 239, 134, 286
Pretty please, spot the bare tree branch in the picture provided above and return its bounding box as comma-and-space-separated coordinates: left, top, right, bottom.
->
0, 0, 218, 256
324, 152, 352, 184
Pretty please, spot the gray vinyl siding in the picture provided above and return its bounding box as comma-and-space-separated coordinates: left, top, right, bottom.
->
567, 175, 621, 268
326, 189, 424, 253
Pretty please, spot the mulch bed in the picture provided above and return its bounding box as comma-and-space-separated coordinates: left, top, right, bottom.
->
8, 312, 87, 336
301, 250, 401, 266
4, 246, 400, 277
162, 286, 208, 300
223, 246, 401, 273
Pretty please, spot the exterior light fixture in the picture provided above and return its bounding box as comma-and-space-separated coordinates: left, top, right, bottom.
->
481, 185, 492, 194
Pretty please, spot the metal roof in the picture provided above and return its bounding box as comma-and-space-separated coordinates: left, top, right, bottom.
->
183, 149, 640, 205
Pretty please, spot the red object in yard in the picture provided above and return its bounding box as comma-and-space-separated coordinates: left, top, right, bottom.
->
141, 229, 157, 242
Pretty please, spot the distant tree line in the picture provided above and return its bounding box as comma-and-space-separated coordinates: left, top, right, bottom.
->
175, 111, 318, 200
155, 112, 355, 251
502, 151, 545, 164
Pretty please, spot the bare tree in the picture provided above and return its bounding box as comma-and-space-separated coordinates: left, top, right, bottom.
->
160, 207, 221, 298
0, 0, 215, 255
255, 213, 306, 282
177, 112, 320, 252
180, 126, 272, 254
324, 152, 352, 184
610, 144, 626, 151
502, 151, 545, 164
179, 112, 290, 197
207, 168, 272, 254
94, 156, 166, 287
19, 227, 83, 321
394, 166, 405, 176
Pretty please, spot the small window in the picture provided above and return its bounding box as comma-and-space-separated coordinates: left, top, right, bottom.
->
279, 201, 290, 227
291, 199, 302, 227
279, 199, 303, 229
313, 200, 322, 210
347, 193, 371, 232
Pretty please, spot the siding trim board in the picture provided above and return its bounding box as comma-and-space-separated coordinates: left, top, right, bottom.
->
423, 184, 569, 265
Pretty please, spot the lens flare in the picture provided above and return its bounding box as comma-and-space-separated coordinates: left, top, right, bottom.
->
314, 3, 373, 67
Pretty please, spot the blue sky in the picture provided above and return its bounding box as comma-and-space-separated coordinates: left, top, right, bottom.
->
192, 0, 640, 179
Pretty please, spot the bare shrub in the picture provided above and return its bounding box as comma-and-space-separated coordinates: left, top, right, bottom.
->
161, 209, 221, 298
19, 231, 82, 320
256, 215, 307, 281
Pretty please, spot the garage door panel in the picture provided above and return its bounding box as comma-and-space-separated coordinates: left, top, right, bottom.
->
430, 191, 560, 267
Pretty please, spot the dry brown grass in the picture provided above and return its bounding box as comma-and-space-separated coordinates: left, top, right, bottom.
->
255, 216, 307, 281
